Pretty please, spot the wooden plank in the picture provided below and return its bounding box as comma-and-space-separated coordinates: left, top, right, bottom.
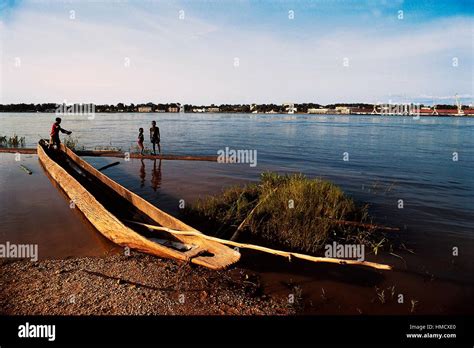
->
0, 147, 217, 161
128, 220, 393, 271
0, 148, 36, 154
77, 150, 218, 161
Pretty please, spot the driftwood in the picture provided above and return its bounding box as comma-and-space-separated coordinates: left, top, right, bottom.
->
98, 161, 120, 172
126, 220, 392, 270
19, 165, 32, 175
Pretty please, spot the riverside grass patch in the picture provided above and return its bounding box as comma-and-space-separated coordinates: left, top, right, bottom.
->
182, 172, 387, 254
0, 134, 26, 147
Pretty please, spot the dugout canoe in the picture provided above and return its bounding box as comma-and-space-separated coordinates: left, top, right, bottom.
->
37, 140, 240, 270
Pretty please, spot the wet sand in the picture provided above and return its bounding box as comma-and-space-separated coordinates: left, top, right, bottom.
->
0, 254, 293, 315
0, 153, 473, 315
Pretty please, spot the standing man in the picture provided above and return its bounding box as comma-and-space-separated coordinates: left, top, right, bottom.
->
49, 117, 72, 149
150, 120, 161, 155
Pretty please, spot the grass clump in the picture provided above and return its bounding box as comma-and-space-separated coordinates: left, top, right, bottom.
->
182, 172, 386, 254
0, 134, 26, 148
130, 144, 152, 155
63, 136, 84, 151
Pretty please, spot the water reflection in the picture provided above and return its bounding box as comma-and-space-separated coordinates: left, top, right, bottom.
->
0, 154, 118, 259
139, 159, 146, 188
151, 159, 162, 191
139, 158, 162, 190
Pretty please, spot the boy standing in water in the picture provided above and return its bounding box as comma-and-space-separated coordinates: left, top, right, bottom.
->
49, 117, 72, 149
150, 120, 161, 155
137, 128, 145, 155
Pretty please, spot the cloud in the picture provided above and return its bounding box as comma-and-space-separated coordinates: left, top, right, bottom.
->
0, 2, 472, 104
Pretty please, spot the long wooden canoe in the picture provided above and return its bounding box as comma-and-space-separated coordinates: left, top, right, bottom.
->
37, 140, 240, 270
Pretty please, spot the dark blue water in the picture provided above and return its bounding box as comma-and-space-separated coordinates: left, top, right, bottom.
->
1, 113, 473, 258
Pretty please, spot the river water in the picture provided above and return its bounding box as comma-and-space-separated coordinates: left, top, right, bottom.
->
0, 112, 473, 313
2, 112, 472, 235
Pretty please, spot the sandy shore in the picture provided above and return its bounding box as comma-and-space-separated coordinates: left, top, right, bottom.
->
0, 253, 295, 315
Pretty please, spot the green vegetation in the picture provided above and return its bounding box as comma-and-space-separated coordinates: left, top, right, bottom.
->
94, 145, 122, 152
0, 134, 26, 147
130, 144, 151, 155
182, 172, 388, 254
63, 136, 84, 151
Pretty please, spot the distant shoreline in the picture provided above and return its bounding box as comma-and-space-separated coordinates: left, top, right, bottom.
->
1, 101, 473, 117
1, 111, 472, 117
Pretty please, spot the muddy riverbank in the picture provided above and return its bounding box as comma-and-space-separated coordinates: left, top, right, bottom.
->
1, 249, 472, 315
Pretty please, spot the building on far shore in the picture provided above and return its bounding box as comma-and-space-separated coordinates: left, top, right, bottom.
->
168, 106, 179, 113
207, 107, 220, 113
350, 107, 373, 114
138, 106, 152, 113
335, 106, 351, 114
308, 108, 329, 114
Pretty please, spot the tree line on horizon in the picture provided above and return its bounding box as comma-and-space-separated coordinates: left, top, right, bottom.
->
0, 102, 460, 113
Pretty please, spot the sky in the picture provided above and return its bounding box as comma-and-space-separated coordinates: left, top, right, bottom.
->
0, 0, 473, 105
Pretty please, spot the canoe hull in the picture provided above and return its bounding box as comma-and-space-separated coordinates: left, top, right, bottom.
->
37, 141, 240, 269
